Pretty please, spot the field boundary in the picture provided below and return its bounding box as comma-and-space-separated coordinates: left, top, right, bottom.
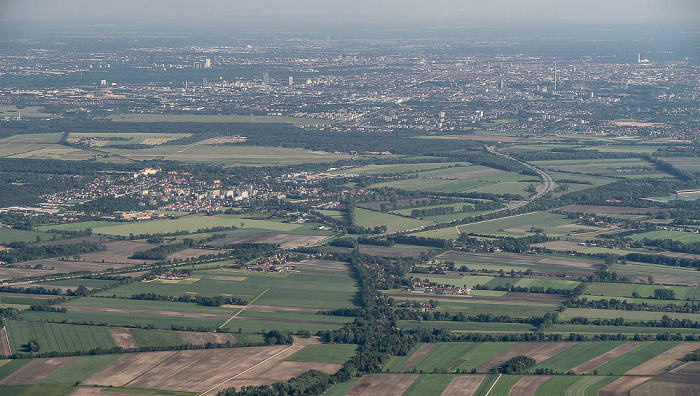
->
0, 326, 11, 356
219, 288, 269, 329
484, 373, 501, 396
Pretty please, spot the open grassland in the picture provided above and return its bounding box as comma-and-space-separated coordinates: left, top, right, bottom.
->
458, 212, 587, 237
108, 113, 332, 126
353, 208, 433, 233
627, 230, 700, 244
340, 162, 468, 175
67, 132, 190, 146
104, 145, 349, 165
5, 321, 116, 354
397, 321, 536, 333
43, 214, 304, 236
0, 229, 50, 245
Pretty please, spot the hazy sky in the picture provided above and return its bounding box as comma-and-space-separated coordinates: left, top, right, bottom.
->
1, 0, 698, 27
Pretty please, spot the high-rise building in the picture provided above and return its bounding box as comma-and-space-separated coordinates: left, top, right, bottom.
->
288, 76, 294, 86
100, 79, 107, 86
193, 62, 201, 69
554, 60, 558, 91
263, 72, 270, 85
203, 78, 208, 87
204, 58, 211, 69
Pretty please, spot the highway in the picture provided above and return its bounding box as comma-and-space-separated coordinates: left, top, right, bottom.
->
484, 145, 555, 214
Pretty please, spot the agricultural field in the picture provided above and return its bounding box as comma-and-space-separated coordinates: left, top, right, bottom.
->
66, 132, 190, 146
103, 145, 351, 165
0, 228, 51, 244
458, 211, 599, 238
5, 321, 117, 355
352, 208, 433, 233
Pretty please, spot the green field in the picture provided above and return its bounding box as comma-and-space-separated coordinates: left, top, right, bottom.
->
5, 321, 116, 354
458, 212, 577, 237
535, 375, 584, 396
398, 321, 536, 333
593, 342, 679, 375
560, 308, 700, 322
38, 354, 123, 385
628, 230, 700, 244
353, 208, 433, 233
341, 162, 467, 175
410, 342, 514, 372
403, 374, 454, 396
41, 214, 304, 236
130, 328, 185, 348
0, 229, 51, 244
286, 344, 357, 364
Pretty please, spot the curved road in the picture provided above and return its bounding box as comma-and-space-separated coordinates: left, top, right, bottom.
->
486, 146, 554, 214
485, 145, 554, 214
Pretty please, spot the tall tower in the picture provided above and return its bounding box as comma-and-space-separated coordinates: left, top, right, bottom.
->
554, 60, 558, 91
288, 76, 293, 86
638, 53, 641, 63
204, 58, 211, 69
262, 72, 270, 85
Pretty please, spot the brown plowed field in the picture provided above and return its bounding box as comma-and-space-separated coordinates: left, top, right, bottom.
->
347, 374, 419, 396
177, 331, 237, 346
571, 342, 645, 374
0, 356, 78, 385
508, 375, 550, 396
127, 346, 291, 392
441, 375, 485, 396
625, 342, 700, 375
474, 342, 576, 373
109, 327, 138, 349
599, 376, 653, 396
399, 343, 435, 372
631, 381, 700, 396
84, 351, 178, 387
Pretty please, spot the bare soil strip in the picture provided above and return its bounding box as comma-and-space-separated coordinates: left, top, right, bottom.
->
599, 376, 653, 396
1, 356, 79, 385
625, 342, 700, 376
347, 374, 419, 396
571, 342, 645, 374
398, 343, 435, 372
109, 327, 139, 349
0, 327, 11, 355
441, 375, 486, 396
59, 305, 231, 319
508, 375, 550, 396
631, 381, 700, 396
84, 351, 178, 386
527, 342, 578, 362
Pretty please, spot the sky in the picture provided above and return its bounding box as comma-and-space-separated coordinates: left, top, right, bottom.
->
1, 0, 698, 28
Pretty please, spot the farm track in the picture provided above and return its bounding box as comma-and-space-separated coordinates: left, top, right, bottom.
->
0, 327, 11, 356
